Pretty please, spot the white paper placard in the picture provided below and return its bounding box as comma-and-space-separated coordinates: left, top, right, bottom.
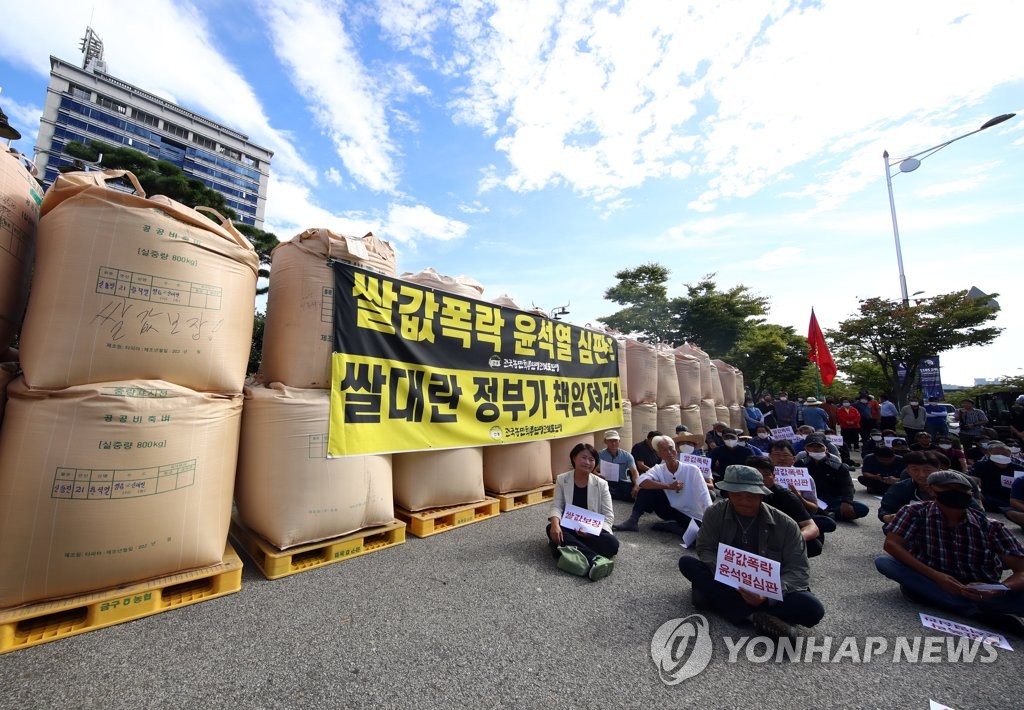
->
560, 504, 605, 535
929, 701, 956, 710
714, 544, 784, 601
1001, 475, 1014, 488
771, 426, 795, 440
773, 466, 814, 492
682, 519, 700, 548
815, 498, 829, 510
884, 436, 896, 448
968, 583, 1010, 592
680, 453, 712, 479
919, 613, 1013, 651
599, 460, 620, 482
826, 435, 844, 447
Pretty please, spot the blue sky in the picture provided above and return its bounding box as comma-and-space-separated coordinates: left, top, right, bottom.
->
1, 0, 1022, 388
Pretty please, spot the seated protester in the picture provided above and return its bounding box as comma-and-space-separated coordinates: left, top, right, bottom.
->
768, 440, 836, 536
910, 431, 936, 452
1008, 476, 1024, 529
746, 456, 824, 558
935, 436, 967, 473
876, 450, 983, 523
704, 421, 729, 452
547, 444, 619, 577
597, 429, 640, 503
748, 425, 773, 453
675, 433, 715, 492
964, 436, 991, 468
972, 442, 1024, 514
630, 430, 663, 474
792, 426, 840, 457
875, 471, 1024, 636
862, 429, 885, 457
678, 465, 826, 639
709, 430, 757, 480
613, 435, 712, 533
890, 437, 911, 459
795, 434, 870, 521
859, 446, 904, 495
825, 427, 856, 468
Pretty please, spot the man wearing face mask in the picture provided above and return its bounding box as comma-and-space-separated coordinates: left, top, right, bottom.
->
859, 445, 904, 495
862, 429, 885, 457
876, 470, 1024, 636
836, 398, 862, 451
875, 450, 981, 523
773, 391, 799, 430
899, 397, 928, 442
749, 425, 773, 453
971, 442, 1024, 514
955, 399, 988, 448
709, 430, 757, 480
795, 435, 869, 521
924, 396, 950, 437
853, 394, 874, 448
743, 398, 766, 435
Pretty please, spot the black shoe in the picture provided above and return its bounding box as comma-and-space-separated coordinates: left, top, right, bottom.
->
750, 611, 796, 641
975, 612, 1024, 638
612, 519, 639, 532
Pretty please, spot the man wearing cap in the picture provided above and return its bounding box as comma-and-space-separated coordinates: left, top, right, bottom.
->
795, 434, 869, 521
613, 435, 712, 533
910, 431, 936, 453
678, 465, 826, 639
704, 421, 729, 452
801, 397, 830, 431
876, 450, 968, 523
876, 470, 1024, 635
630, 430, 663, 474
598, 430, 640, 502
709, 430, 757, 480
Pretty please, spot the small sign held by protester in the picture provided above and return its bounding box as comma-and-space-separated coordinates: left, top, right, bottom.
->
714, 544, 784, 601
560, 504, 605, 535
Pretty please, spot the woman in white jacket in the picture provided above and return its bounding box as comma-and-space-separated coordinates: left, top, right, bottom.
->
547, 443, 619, 567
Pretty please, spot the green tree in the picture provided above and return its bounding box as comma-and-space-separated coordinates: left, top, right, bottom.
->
675, 275, 768, 358
64, 140, 279, 373
726, 323, 810, 401
599, 267, 768, 357
828, 291, 1001, 407
599, 263, 676, 343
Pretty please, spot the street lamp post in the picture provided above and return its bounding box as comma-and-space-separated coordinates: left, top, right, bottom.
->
884, 113, 1016, 307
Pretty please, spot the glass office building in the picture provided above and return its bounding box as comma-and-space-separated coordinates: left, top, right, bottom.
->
35, 55, 273, 227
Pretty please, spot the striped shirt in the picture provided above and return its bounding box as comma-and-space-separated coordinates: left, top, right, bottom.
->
884, 501, 1024, 583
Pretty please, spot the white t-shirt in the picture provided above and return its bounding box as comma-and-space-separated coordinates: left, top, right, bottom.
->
638, 461, 713, 521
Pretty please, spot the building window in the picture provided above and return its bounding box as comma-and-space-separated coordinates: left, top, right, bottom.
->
96, 94, 127, 114
68, 83, 91, 101
193, 134, 217, 150
219, 146, 241, 162
132, 108, 159, 127
163, 121, 190, 139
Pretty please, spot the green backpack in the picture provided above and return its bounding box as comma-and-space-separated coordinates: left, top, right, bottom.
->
556, 546, 590, 576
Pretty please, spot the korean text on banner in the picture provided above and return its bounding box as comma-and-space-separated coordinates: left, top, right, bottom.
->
773, 466, 815, 492
714, 544, 784, 601
328, 262, 621, 456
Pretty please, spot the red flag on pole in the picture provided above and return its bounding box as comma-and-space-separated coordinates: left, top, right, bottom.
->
808, 309, 837, 386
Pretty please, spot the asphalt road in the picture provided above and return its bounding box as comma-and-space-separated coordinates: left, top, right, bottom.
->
2, 484, 1023, 710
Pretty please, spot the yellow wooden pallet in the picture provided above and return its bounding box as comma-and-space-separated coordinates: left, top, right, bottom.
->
395, 497, 500, 538
230, 517, 406, 580
0, 543, 242, 655
489, 484, 556, 512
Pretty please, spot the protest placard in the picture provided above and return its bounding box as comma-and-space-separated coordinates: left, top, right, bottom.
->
919, 613, 1013, 651
773, 466, 815, 492
560, 504, 605, 535
680, 453, 712, 479
714, 544, 784, 601
771, 426, 797, 441
826, 434, 844, 448
599, 460, 620, 482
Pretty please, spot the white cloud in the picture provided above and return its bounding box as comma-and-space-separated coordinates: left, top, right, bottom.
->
325, 167, 344, 186
457, 201, 489, 214
0, 0, 315, 183
264, 176, 379, 240
384, 203, 469, 243
262, 0, 399, 193
375, 0, 447, 61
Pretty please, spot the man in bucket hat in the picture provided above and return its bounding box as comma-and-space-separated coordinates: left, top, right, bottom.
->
876, 470, 1024, 636
678, 465, 826, 639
